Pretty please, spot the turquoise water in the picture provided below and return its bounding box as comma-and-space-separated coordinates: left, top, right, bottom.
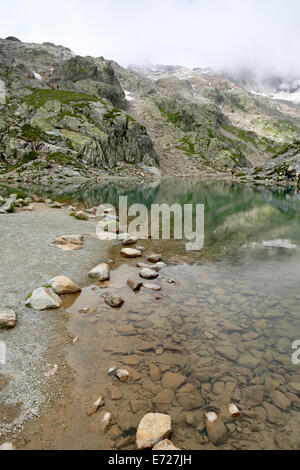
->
2, 179, 300, 449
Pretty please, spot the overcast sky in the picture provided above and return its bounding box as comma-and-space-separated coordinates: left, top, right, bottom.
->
2, 0, 300, 75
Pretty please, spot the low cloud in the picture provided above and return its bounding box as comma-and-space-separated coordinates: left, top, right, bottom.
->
2, 0, 300, 76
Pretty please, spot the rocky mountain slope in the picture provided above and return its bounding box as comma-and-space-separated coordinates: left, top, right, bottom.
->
0, 38, 158, 182
114, 63, 300, 178
0, 37, 299, 182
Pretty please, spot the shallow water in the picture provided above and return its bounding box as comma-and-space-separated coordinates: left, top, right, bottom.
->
3, 179, 300, 449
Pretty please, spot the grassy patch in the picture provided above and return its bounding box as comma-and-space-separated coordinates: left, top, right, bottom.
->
103, 107, 122, 121
21, 124, 46, 141
46, 152, 74, 164
23, 89, 100, 108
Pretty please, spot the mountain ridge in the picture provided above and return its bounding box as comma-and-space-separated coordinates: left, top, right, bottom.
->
0, 37, 299, 183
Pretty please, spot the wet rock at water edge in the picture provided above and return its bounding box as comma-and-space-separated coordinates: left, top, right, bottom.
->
0, 308, 17, 329
139, 268, 159, 280
155, 262, 167, 269
49, 276, 81, 295
121, 248, 142, 258
152, 440, 180, 450
25, 287, 62, 310
127, 279, 143, 292
147, 253, 162, 263
120, 234, 138, 246
136, 413, 173, 450
71, 210, 88, 221
88, 263, 110, 281
99, 411, 113, 433
86, 395, 104, 416
102, 293, 124, 308
50, 234, 83, 251
204, 412, 228, 446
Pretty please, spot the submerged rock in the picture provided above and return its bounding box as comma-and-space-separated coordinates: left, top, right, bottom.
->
25, 287, 62, 310
204, 412, 227, 446
263, 402, 284, 424
102, 293, 124, 308
49, 276, 81, 295
88, 263, 110, 281
153, 389, 175, 404
136, 413, 173, 450
270, 391, 291, 411
0, 308, 17, 329
162, 372, 186, 390
150, 364, 161, 381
